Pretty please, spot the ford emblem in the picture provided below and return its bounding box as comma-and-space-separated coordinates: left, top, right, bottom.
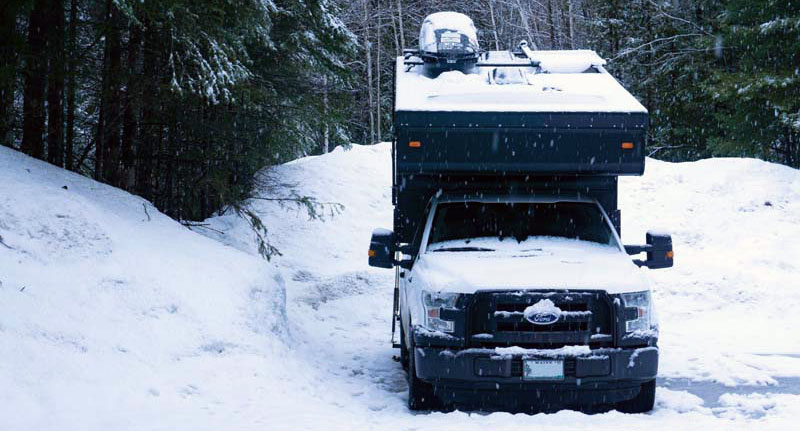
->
526, 312, 559, 325
523, 299, 562, 325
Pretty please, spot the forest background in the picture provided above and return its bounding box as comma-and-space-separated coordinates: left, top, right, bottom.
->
1, 0, 797, 223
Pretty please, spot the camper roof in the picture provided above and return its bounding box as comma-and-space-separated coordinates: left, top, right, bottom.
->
395, 50, 647, 114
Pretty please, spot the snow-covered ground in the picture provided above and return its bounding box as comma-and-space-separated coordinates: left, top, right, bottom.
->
2, 143, 800, 430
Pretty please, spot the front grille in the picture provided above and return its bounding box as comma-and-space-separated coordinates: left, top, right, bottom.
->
468, 290, 613, 348
496, 321, 589, 333
495, 302, 590, 313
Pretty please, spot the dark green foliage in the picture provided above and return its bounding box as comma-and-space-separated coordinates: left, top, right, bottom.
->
0, 0, 27, 147
583, 0, 723, 161
115, 0, 358, 220
551, 0, 798, 166
708, 0, 800, 166
3, 0, 359, 225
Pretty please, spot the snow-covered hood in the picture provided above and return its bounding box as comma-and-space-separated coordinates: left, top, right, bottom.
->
413, 240, 649, 294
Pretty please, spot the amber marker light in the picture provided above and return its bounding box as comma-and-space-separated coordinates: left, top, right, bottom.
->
621, 142, 635, 149
368, 249, 376, 257
666, 251, 674, 259
409, 141, 422, 148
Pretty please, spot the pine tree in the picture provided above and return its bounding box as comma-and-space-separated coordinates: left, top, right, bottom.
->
21, 0, 48, 159
46, 0, 66, 167
710, 0, 800, 166
0, 0, 26, 147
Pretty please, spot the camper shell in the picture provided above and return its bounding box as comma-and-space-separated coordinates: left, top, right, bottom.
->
393, 47, 647, 253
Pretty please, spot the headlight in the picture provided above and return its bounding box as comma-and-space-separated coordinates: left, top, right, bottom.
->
421, 291, 459, 333
620, 291, 651, 333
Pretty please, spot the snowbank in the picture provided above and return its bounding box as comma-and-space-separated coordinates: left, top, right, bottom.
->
619, 158, 800, 386
0, 147, 291, 430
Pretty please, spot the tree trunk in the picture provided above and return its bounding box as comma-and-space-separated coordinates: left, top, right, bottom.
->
65, 0, 77, 170
137, 15, 160, 200
98, 0, 122, 184
566, 0, 575, 49
547, 0, 559, 49
376, 11, 382, 143
531, 4, 542, 49
95, 4, 109, 179
0, 1, 24, 147
364, 0, 375, 144
488, 0, 500, 50
322, 75, 329, 153
389, 5, 399, 56
395, 0, 405, 51
21, 0, 48, 159
46, 0, 66, 167
515, 0, 534, 48
122, 18, 142, 190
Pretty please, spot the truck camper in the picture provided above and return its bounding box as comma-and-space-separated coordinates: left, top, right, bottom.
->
368, 12, 673, 413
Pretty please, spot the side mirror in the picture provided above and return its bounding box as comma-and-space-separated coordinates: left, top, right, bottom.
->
644, 232, 673, 269
625, 232, 674, 269
368, 228, 395, 268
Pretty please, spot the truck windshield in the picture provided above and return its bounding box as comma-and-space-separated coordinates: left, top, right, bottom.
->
427, 201, 616, 250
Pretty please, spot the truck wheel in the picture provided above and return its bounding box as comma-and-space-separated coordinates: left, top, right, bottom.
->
615, 379, 656, 413
407, 340, 439, 411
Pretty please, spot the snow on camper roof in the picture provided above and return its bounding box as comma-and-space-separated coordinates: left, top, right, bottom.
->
395, 50, 647, 113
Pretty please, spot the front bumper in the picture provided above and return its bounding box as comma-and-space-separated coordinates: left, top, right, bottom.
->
413, 346, 658, 408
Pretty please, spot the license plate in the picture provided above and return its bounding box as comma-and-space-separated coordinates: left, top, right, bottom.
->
523, 359, 564, 381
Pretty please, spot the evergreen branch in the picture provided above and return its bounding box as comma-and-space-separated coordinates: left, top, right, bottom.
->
611, 34, 708, 61
645, 0, 713, 36
648, 145, 691, 157
181, 221, 225, 235
0, 234, 13, 250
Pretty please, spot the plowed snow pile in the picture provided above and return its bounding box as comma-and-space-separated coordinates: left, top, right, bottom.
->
2, 143, 800, 430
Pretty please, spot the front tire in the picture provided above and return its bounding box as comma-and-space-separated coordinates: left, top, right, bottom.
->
615, 379, 656, 413
406, 338, 439, 410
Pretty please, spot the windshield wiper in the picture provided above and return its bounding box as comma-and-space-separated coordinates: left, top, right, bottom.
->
431, 246, 495, 252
